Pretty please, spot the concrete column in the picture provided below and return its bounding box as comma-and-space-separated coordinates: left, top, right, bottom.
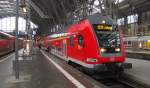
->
137, 12, 142, 25
124, 16, 129, 36
124, 16, 128, 28
15, 0, 19, 79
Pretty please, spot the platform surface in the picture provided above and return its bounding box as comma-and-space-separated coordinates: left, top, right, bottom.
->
126, 49, 150, 54
2, 48, 150, 88
125, 58, 150, 86
0, 49, 77, 88
0, 48, 104, 88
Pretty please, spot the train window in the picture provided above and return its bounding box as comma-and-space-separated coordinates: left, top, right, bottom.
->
124, 41, 127, 45
78, 35, 84, 47
0, 34, 9, 39
70, 36, 74, 46
128, 41, 131, 45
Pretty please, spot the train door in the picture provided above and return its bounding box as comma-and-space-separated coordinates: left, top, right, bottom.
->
63, 39, 67, 60
76, 34, 85, 61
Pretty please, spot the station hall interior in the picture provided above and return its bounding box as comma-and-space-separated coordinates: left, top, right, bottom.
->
0, 0, 150, 88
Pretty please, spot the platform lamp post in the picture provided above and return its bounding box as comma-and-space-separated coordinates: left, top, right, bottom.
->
14, 0, 28, 79
15, 0, 19, 79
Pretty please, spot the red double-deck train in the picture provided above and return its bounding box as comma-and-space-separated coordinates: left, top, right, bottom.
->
43, 13, 132, 75
0, 32, 15, 56
0, 31, 23, 56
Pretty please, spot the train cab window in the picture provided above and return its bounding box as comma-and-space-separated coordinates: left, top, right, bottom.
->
0, 35, 2, 39
128, 41, 131, 45
70, 36, 74, 46
78, 35, 84, 47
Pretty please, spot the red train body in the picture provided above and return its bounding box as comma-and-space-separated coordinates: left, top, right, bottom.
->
0, 32, 15, 56
44, 14, 131, 73
0, 31, 23, 56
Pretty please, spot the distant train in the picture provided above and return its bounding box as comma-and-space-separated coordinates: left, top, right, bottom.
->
124, 36, 150, 49
43, 13, 132, 76
0, 31, 23, 56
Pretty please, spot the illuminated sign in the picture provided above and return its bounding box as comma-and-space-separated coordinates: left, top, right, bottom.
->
96, 24, 112, 31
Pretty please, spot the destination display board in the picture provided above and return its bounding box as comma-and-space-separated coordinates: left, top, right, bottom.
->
94, 24, 113, 31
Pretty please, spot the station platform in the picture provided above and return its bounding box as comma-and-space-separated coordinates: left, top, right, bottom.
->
1, 47, 150, 88
125, 58, 150, 87
0, 48, 105, 88
126, 49, 150, 59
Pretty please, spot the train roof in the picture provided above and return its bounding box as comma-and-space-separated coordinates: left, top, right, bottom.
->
46, 33, 70, 39
0, 31, 14, 38
46, 13, 117, 39
87, 13, 117, 25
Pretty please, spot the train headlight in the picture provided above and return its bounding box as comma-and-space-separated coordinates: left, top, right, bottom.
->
115, 48, 120, 52
87, 58, 98, 62
102, 20, 106, 24
100, 48, 106, 53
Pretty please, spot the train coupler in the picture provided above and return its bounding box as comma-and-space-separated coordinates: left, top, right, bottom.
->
121, 63, 132, 69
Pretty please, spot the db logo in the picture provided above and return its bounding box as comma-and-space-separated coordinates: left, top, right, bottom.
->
110, 57, 115, 62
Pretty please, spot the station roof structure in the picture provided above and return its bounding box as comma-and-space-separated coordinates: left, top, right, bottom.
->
0, 0, 150, 35
30, 0, 89, 35
0, 0, 16, 17
117, 0, 150, 18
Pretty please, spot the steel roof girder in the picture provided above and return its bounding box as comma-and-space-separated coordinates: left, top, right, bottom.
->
29, 0, 49, 18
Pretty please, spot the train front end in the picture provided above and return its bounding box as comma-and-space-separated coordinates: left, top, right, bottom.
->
93, 24, 125, 63
87, 14, 132, 73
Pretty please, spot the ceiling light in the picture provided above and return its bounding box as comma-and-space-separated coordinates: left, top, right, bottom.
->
23, 7, 27, 13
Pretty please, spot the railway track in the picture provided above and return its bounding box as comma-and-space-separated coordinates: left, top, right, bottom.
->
92, 74, 150, 88
47, 51, 149, 88
68, 60, 148, 88
98, 78, 140, 88
68, 62, 148, 88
